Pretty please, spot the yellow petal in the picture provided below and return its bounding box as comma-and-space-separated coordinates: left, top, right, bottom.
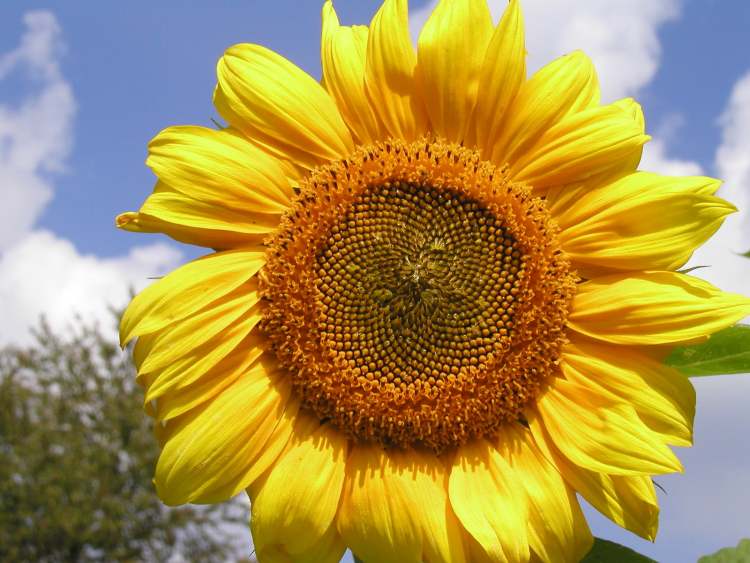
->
139, 183, 280, 239
531, 421, 660, 541
133, 301, 261, 392
569, 271, 750, 345
136, 281, 260, 374
605, 475, 661, 541
611, 97, 647, 172
416, 0, 493, 141
365, 0, 429, 141
614, 97, 645, 131
337, 445, 465, 563
147, 125, 293, 214
120, 247, 264, 346
249, 415, 347, 561
214, 44, 354, 169
449, 436, 529, 563
550, 172, 723, 230
134, 299, 261, 387
532, 377, 682, 475
488, 51, 599, 166
504, 425, 593, 563
151, 331, 266, 421
321, 1, 382, 144
143, 315, 264, 406
133, 305, 262, 394
562, 335, 695, 446
510, 103, 650, 191
555, 172, 734, 277
116, 209, 263, 250
244, 133, 307, 184
471, 0, 526, 152
154, 357, 296, 505
256, 524, 345, 563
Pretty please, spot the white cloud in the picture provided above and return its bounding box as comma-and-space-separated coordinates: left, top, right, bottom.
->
409, 0, 681, 101
640, 137, 704, 177
687, 71, 750, 296
0, 231, 180, 345
0, 11, 66, 82
0, 11, 75, 251
640, 114, 705, 177
714, 71, 750, 250
0, 12, 182, 347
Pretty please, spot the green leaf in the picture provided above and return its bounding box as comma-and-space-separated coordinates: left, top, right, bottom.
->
666, 324, 750, 377
741, 249, 750, 258
582, 538, 656, 562
698, 538, 750, 562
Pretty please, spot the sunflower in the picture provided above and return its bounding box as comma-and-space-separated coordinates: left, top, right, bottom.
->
117, 0, 750, 561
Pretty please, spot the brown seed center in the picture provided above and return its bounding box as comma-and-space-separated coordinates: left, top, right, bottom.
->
315, 182, 524, 388
260, 139, 575, 451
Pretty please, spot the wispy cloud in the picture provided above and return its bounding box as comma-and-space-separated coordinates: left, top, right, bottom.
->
0, 11, 75, 250
689, 70, 750, 296
0, 12, 180, 346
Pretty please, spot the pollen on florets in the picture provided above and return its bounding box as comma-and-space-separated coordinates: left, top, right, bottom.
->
259, 138, 576, 451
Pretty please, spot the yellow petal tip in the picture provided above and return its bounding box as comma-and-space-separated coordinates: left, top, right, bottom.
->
116, 211, 140, 231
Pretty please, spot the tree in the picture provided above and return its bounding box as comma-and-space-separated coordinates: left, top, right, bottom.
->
0, 317, 252, 562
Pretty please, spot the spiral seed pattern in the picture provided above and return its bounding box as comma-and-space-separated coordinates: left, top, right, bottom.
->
316, 182, 524, 387
260, 139, 576, 451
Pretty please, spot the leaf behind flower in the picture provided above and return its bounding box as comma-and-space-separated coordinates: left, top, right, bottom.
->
582, 538, 656, 562
666, 324, 750, 376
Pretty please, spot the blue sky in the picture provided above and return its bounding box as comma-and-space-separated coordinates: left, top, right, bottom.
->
1, 0, 749, 561
0, 0, 746, 259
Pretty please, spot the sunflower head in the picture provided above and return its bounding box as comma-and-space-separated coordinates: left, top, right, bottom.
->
118, 0, 750, 561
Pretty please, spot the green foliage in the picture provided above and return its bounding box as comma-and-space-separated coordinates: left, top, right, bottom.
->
581, 538, 656, 562
0, 318, 250, 562
699, 539, 750, 562
741, 249, 750, 258
666, 324, 750, 377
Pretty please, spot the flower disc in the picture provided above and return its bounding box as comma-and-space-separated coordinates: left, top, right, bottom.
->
261, 139, 576, 450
